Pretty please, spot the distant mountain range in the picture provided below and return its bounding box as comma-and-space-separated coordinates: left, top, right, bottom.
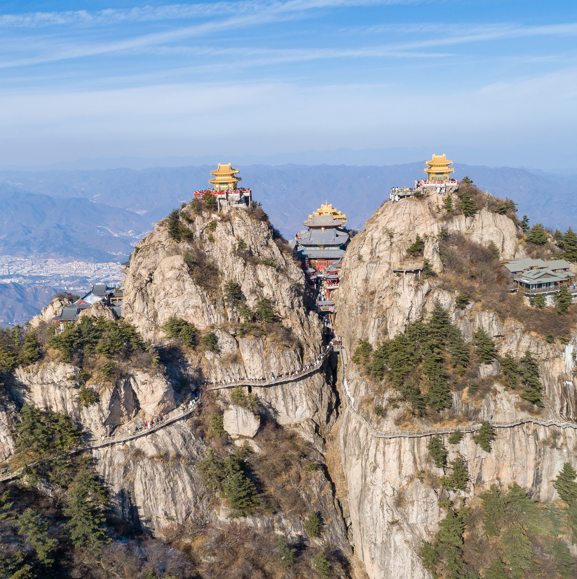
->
0, 282, 60, 326
1, 161, 575, 327
0, 163, 575, 256
0, 184, 148, 262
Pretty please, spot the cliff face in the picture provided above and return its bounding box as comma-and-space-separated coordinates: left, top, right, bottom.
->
0, 202, 351, 563
333, 192, 577, 579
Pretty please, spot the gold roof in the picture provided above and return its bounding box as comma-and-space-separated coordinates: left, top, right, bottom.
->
209, 163, 242, 188
424, 154, 454, 175
309, 201, 347, 223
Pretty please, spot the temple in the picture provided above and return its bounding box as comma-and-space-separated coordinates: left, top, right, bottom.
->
194, 164, 252, 208
390, 152, 459, 202
209, 163, 241, 191
424, 154, 454, 183
292, 201, 350, 272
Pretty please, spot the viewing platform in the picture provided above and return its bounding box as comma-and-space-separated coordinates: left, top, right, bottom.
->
392, 261, 424, 273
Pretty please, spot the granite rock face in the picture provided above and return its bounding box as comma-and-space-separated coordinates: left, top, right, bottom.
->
333, 192, 577, 579
223, 404, 261, 439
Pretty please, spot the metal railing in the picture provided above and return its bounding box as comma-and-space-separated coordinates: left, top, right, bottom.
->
335, 350, 577, 440
0, 401, 201, 483
391, 261, 424, 272
207, 345, 333, 391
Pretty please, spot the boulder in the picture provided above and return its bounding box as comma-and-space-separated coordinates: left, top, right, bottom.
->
223, 405, 260, 439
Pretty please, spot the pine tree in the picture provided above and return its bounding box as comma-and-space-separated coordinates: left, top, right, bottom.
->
407, 234, 425, 257
419, 541, 440, 578
21, 332, 41, 365
310, 552, 331, 578
529, 294, 545, 307
501, 521, 532, 579
556, 285, 573, 314
526, 223, 548, 245
426, 374, 453, 412
553, 463, 577, 504
200, 332, 219, 352
520, 215, 530, 232
64, 468, 109, 554
473, 327, 496, 364
224, 281, 243, 305
551, 540, 575, 579
17, 508, 57, 565
484, 559, 509, 579
0, 490, 13, 520
474, 421, 495, 452
163, 317, 196, 348
276, 536, 296, 568
223, 469, 258, 517
518, 350, 543, 406
441, 455, 469, 491
455, 294, 469, 309
352, 340, 373, 366
15, 404, 51, 455
437, 507, 466, 547
305, 511, 322, 537
499, 353, 518, 389
444, 194, 454, 212
422, 258, 435, 278
480, 485, 505, 537
0, 343, 18, 373
428, 436, 448, 468
448, 430, 463, 445
457, 191, 478, 217
167, 209, 181, 241
255, 298, 278, 323
562, 227, 577, 262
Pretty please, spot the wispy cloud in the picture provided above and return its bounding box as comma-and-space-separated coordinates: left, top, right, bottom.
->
0, 0, 423, 29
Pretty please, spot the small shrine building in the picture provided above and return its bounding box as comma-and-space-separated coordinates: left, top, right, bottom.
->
292, 201, 350, 272
194, 164, 252, 207
424, 154, 454, 183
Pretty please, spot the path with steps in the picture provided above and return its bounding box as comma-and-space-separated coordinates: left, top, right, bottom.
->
2, 345, 575, 483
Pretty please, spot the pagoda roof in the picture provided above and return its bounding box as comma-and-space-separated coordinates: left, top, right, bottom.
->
209, 163, 242, 186
425, 154, 454, 176
297, 248, 346, 260
425, 154, 453, 168
298, 228, 349, 246
309, 201, 347, 224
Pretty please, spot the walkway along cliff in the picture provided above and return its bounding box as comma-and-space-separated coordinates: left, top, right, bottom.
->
2, 163, 577, 578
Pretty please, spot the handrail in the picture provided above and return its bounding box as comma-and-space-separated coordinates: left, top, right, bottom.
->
206, 345, 333, 391
336, 350, 577, 440
0, 402, 201, 483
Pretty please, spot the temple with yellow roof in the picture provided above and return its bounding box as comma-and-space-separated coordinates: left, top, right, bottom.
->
194, 163, 252, 208
292, 201, 350, 272
389, 153, 459, 202
424, 154, 454, 183
209, 163, 242, 191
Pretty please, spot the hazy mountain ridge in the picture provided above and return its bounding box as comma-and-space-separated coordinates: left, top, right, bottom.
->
0, 282, 60, 325
1, 162, 575, 243
0, 184, 150, 261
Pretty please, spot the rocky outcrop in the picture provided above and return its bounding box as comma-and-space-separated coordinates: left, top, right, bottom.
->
78, 300, 117, 321
28, 295, 72, 328
8, 362, 176, 436
333, 192, 577, 579
223, 405, 260, 439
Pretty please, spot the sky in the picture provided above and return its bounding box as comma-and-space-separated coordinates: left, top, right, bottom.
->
1, 0, 577, 171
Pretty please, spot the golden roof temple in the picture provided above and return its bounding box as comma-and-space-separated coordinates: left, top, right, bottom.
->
424, 154, 454, 182
308, 201, 347, 225
209, 163, 241, 191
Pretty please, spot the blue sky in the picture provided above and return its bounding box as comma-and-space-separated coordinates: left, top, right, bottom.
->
1, 1, 577, 170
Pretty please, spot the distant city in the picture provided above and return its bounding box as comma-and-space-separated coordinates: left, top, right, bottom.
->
0, 256, 125, 293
